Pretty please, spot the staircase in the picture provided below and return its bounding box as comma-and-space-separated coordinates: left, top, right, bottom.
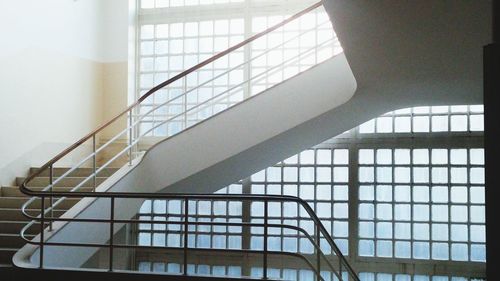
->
0, 167, 118, 268
7, 2, 361, 280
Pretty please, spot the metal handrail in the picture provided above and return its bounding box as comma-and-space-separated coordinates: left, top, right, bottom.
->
20, 193, 359, 281
20, 1, 324, 193
20, 0, 334, 220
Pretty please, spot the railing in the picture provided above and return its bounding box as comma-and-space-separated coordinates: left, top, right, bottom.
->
20, 193, 359, 281
17, 1, 357, 280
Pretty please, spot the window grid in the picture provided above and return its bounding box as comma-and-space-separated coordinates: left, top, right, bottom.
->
358, 105, 484, 135
140, 0, 244, 9
249, 148, 349, 255
359, 272, 485, 281
138, 19, 246, 136
357, 148, 485, 262
138, 184, 244, 250
137, 2, 339, 138
136, 104, 485, 280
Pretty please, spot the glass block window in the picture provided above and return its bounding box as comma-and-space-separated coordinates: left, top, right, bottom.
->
358, 148, 485, 262
138, 18, 245, 136
359, 272, 485, 281
249, 11, 341, 95
358, 105, 484, 134
140, 0, 244, 9
138, 184, 243, 250
249, 148, 349, 255
250, 267, 348, 281
138, 261, 242, 277
136, 0, 339, 138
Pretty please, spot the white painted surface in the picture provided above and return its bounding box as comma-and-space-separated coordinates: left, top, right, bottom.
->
17, 54, 357, 268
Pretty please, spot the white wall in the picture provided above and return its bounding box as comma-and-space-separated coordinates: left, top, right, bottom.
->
0, 0, 130, 185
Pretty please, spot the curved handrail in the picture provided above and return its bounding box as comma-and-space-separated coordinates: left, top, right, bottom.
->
20, 1, 324, 193
19, 193, 359, 281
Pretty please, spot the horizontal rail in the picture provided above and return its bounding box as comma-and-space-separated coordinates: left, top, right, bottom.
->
20, 193, 359, 281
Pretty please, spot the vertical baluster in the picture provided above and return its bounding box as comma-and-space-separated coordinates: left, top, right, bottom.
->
183, 198, 189, 275
49, 165, 53, 231
92, 135, 96, 191
263, 200, 268, 280
183, 76, 188, 130
39, 195, 45, 269
109, 197, 115, 271
316, 224, 321, 281
129, 109, 133, 166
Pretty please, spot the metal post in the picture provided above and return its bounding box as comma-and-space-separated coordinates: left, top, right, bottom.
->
263, 200, 268, 280
109, 197, 115, 271
316, 224, 321, 281
183, 76, 188, 130
92, 135, 97, 191
183, 198, 189, 275
39, 195, 45, 269
49, 165, 53, 231
129, 109, 133, 166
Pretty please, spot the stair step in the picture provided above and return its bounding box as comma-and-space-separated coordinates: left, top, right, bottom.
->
1, 186, 93, 197
18, 177, 108, 188
0, 197, 78, 209
0, 248, 16, 265
0, 233, 33, 248
0, 208, 66, 222
30, 167, 119, 177
0, 221, 40, 235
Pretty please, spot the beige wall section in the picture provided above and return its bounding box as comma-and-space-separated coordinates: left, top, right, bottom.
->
0, 0, 131, 185
98, 62, 129, 166
0, 48, 104, 185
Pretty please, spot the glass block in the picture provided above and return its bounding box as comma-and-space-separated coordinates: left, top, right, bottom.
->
376, 240, 393, 257
328, 186, 345, 202
394, 167, 411, 183
395, 204, 411, 221
413, 242, 430, 259
451, 205, 468, 222
395, 116, 412, 133
359, 203, 375, 220
470, 115, 484, 131
376, 204, 392, 220
359, 222, 374, 238
377, 149, 392, 164
395, 223, 411, 239
317, 149, 332, 164
451, 243, 468, 261
413, 149, 429, 164
359, 149, 375, 164
376, 167, 392, 183
376, 185, 392, 202
431, 205, 448, 222
413, 116, 430, 132
450, 115, 468, 132
334, 149, 349, 164
377, 117, 393, 133
395, 149, 411, 164
395, 241, 411, 258
413, 223, 429, 240
470, 149, 485, 165
451, 224, 468, 241
432, 243, 449, 260
432, 223, 449, 241
359, 185, 374, 201
432, 115, 449, 132
395, 185, 411, 202
413, 205, 429, 221
450, 149, 467, 164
